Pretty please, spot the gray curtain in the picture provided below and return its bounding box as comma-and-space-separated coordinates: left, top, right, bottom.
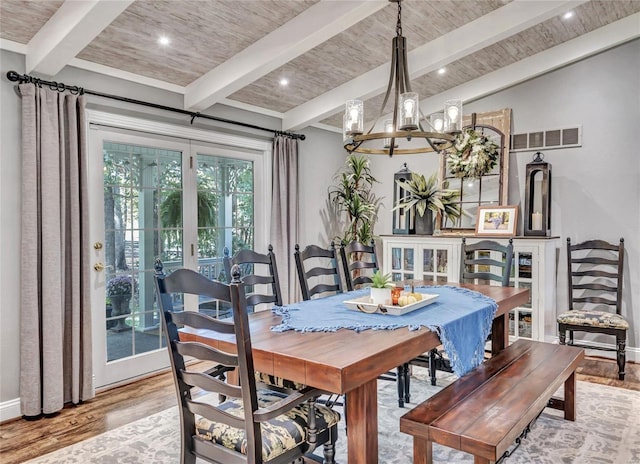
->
270, 136, 300, 304
19, 84, 94, 417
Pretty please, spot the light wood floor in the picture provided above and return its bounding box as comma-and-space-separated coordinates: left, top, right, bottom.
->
1, 357, 638, 464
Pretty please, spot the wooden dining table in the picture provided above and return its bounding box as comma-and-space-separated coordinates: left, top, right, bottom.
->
180, 282, 529, 464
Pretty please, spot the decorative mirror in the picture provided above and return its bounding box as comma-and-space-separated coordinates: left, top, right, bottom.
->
437, 108, 511, 232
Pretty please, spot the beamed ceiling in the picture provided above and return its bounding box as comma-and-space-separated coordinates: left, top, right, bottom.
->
1, 0, 639, 132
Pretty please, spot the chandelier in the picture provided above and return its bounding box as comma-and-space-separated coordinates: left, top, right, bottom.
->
343, 0, 463, 156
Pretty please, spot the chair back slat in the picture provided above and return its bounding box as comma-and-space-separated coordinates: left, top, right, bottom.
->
572, 282, 618, 293
572, 270, 618, 279
572, 296, 617, 306
295, 242, 343, 300
462, 271, 506, 284
567, 237, 624, 314
187, 399, 247, 430
571, 257, 619, 266
181, 370, 242, 400
460, 238, 514, 287
340, 240, 378, 291
570, 239, 620, 251
172, 310, 236, 335
176, 341, 239, 367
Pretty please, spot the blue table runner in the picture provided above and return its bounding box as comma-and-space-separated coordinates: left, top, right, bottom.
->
270, 286, 498, 377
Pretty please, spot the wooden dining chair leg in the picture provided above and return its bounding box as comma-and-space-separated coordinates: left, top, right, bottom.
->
396, 364, 406, 407
428, 349, 438, 386
403, 363, 411, 404
617, 333, 626, 380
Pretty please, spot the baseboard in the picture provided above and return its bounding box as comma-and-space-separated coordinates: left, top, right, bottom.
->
0, 397, 21, 423
545, 336, 639, 363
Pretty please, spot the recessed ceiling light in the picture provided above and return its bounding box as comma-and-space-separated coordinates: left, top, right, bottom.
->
158, 36, 170, 46
563, 11, 574, 20
438, 68, 446, 75
279, 78, 289, 87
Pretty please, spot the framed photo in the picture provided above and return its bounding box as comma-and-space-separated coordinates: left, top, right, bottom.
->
475, 205, 518, 236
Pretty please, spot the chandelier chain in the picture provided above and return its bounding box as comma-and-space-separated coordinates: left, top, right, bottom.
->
396, 1, 403, 36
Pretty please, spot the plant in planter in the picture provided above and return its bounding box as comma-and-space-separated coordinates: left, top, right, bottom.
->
106, 275, 137, 331
369, 270, 394, 305
393, 172, 462, 235
328, 154, 381, 244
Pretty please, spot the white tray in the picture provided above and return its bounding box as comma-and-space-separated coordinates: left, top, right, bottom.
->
343, 294, 439, 316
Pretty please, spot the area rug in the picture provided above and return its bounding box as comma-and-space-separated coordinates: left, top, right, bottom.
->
26, 368, 640, 464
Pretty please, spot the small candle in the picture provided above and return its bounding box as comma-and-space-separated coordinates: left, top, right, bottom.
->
532, 211, 543, 230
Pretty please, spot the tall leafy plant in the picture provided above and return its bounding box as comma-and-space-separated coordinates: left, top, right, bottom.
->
328, 154, 381, 244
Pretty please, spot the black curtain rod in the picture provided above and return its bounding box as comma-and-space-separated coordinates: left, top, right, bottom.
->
6, 70, 305, 141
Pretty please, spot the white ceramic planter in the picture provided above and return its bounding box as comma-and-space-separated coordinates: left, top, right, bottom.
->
370, 287, 392, 305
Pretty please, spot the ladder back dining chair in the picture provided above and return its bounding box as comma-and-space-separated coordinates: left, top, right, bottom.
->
154, 265, 340, 464
557, 237, 628, 380
411, 238, 514, 388
340, 239, 409, 407
223, 245, 282, 309
294, 241, 343, 300
224, 245, 306, 391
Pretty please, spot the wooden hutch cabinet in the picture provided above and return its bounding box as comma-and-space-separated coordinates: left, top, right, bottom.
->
380, 235, 560, 343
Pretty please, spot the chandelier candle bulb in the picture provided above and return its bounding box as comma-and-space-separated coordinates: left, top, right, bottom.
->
384, 119, 394, 148
399, 92, 419, 130
345, 100, 363, 135
444, 99, 463, 132
532, 211, 543, 230
430, 113, 444, 132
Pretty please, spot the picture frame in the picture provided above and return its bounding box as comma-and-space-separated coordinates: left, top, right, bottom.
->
475, 205, 518, 236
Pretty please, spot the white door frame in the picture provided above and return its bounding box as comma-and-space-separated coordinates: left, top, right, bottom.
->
86, 110, 272, 388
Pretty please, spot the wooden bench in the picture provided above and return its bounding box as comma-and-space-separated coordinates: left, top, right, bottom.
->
400, 339, 585, 464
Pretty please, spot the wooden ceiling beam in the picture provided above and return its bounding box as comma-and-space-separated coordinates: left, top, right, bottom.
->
184, 0, 387, 112
26, 0, 133, 76
419, 13, 640, 116
282, 0, 586, 131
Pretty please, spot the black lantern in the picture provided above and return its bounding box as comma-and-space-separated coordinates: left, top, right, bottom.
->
393, 163, 414, 234
524, 152, 551, 236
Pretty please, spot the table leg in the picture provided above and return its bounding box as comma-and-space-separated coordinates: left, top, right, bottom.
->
564, 371, 576, 421
491, 313, 509, 355
346, 379, 378, 464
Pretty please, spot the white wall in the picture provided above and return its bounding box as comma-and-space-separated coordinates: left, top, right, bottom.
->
368, 39, 639, 359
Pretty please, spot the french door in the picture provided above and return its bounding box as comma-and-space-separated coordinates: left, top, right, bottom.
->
88, 124, 267, 388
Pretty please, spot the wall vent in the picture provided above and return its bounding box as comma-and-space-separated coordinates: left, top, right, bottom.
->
511, 125, 582, 152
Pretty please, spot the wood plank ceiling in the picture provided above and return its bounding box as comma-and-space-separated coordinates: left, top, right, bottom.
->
1, 0, 639, 131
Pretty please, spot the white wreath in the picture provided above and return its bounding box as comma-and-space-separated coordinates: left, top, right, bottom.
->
445, 128, 500, 179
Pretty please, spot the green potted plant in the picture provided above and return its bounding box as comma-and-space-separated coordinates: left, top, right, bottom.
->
369, 270, 394, 305
328, 154, 381, 244
393, 172, 462, 235
106, 275, 137, 331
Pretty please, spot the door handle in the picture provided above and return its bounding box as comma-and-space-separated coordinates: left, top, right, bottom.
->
94, 262, 105, 272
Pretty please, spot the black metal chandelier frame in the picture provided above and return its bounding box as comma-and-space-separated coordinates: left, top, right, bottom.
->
344, 0, 454, 157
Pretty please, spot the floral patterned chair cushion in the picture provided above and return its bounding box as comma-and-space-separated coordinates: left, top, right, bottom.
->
195, 389, 340, 461
255, 372, 306, 391
557, 310, 629, 329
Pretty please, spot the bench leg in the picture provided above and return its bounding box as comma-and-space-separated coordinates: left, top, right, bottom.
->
473, 457, 490, 464
413, 438, 431, 464
564, 371, 576, 421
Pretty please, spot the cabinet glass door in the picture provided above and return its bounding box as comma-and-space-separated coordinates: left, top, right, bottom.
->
391, 247, 415, 281
509, 250, 534, 339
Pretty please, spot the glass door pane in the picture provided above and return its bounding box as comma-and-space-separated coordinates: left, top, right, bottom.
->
103, 142, 183, 362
